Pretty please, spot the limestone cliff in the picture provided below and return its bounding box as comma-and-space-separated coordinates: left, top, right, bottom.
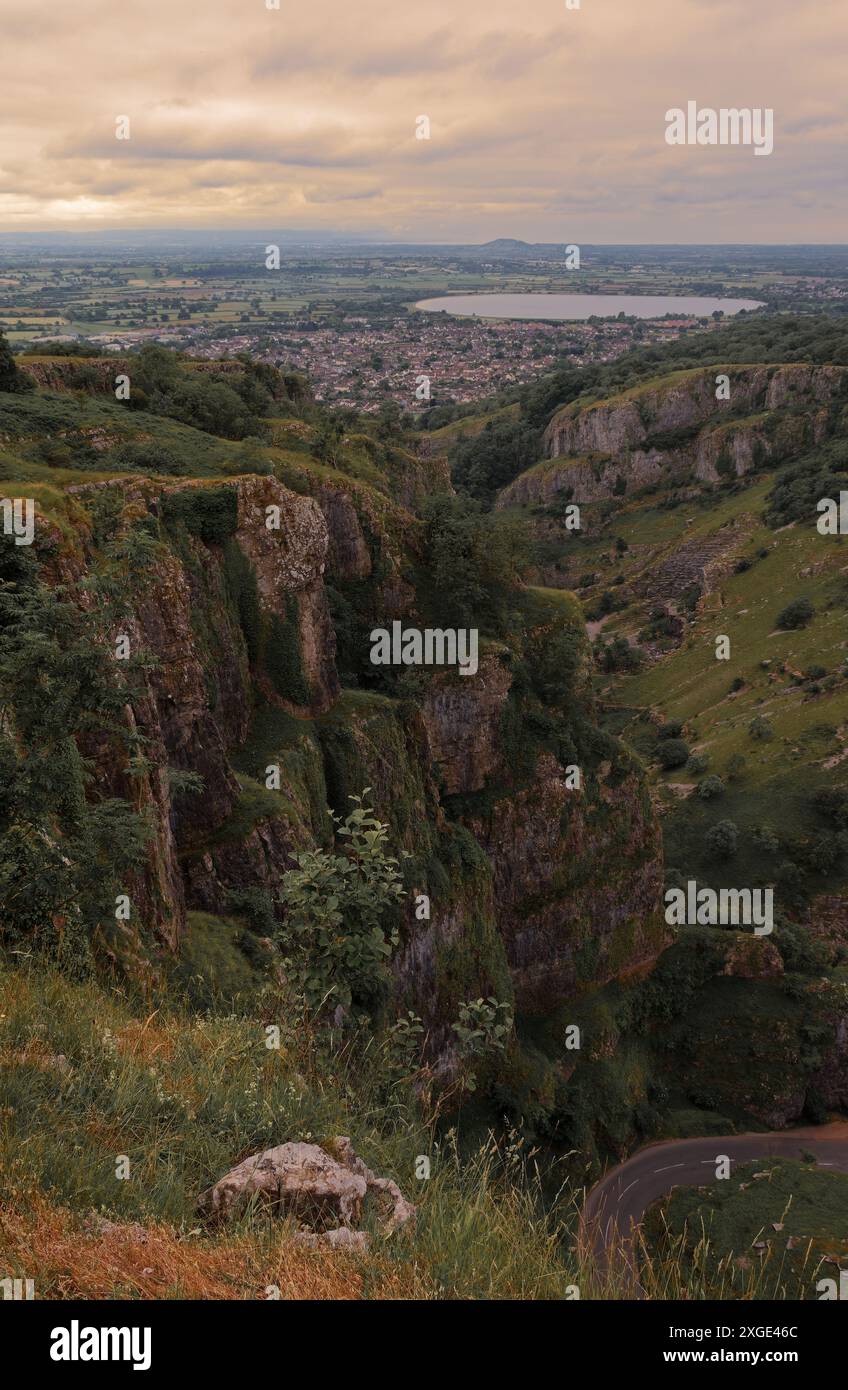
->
25, 465, 667, 1043
498, 364, 848, 509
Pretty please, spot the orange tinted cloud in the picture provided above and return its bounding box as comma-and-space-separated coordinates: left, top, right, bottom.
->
0, 0, 844, 238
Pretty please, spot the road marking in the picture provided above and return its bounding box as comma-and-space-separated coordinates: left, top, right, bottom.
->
653, 1162, 685, 1173
617, 1178, 638, 1203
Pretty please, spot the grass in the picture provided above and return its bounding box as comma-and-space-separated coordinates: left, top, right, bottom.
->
0, 960, 582, 1300
643, 1158, 848, 1299
7, 957, 832, 1301
202, 775, 297, 853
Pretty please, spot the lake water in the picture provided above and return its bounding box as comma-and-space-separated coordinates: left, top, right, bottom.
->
415, 293, 763, 321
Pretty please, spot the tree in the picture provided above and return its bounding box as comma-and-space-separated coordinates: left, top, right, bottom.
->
0, 545, 152, 966
0, 331, 18, 390
0, 331, 31, 393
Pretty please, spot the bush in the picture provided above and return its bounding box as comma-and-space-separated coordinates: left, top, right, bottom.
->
776, 597, 814, 630
705, 819, 739, 858
697, 775, 725, 800
657, 738, 690, 770
596, 634, 642, 673
752, 825, 780, 852
687, 752, 709, 775
748, 714, 774, 741
275, 793, 405, 1013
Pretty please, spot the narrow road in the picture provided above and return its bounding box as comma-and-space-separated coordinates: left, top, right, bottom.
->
580, 1122, 848, 1291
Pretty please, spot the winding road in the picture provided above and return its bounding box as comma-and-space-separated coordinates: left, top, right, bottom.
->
580, 1122, 848, 1292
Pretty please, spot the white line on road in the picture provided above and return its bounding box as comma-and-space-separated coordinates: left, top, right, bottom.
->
653, 1163, 685, 1173
617, 1179, 639, 1203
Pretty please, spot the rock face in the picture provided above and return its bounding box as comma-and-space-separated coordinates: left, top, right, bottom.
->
544, 364, 845, 462
420, 653, 513, 795
63, 475, 336, 945
198, 1137, 415, 1242
32, 448, 668, 1091
472, 754, 667, 1012
498, 364, 848, 510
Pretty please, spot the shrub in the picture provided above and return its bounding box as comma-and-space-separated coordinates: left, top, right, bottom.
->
726, 753, 747, 780
596, 635, 642, 673
748, 714, 774, 741
776, 596, 814, 630
705, 819, 739, 858
697, 775, 725, 800
275, 793, 405, 1013
687, 752, 709, 776
752, 826, 780, 852
656, 738, 690, 770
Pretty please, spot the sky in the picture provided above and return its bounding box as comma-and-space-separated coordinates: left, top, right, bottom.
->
1, 0, 845, 242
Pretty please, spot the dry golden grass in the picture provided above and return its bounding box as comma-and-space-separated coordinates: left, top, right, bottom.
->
0, 1194, 427, 1301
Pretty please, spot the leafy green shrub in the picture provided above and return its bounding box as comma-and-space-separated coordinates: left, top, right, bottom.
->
748, 714, 774, 741
656, 738, 690, 770
776, 596, 814, 630
452, 998, 513, 1058
596, 635, 642, 673
752, 825, 780, 852
696, 774, 725, 800
705, 819, 739, 858
275, 793, 405, 1012
726, 753, 747, 780
452, 998, 514, 1092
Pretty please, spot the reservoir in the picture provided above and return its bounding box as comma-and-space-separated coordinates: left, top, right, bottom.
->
415, 293, 763, 320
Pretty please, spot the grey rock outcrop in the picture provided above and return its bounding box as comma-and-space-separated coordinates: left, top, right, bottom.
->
198, 1137, 415, 1242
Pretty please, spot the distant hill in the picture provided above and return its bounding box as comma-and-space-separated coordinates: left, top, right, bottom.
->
458, 239, 569, 259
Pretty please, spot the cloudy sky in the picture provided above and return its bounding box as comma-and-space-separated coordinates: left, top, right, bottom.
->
1, 0, 845, 241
